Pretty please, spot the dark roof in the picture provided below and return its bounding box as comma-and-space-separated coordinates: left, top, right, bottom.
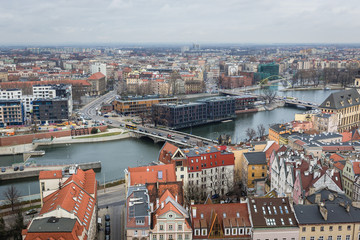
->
243, 152, 266, 165
319, 89, 360, 110
248, 197, 298, 228
306, 188, 351, 205
28, 217, 76, 233
294, 203, 360, 224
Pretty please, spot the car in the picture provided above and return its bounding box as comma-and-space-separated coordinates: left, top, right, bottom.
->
14, 166, 19, 171
105, 214, 110, 221
1, 168, 5, 172
184, 136, 190, 140
203, 142, 209, 145
26, 209, 38, 215
104, 115, 109, 118
152, 132, 157, 135
144, 130, 149, 133
139, 129, 143, 132
105, 227, 111, 235
20, 166, 24, 171
105, 235, 110, 240
181, 139, 187, 143
105, 221, 110, 227
211, 194, 219, 199
158, 133, 162, 136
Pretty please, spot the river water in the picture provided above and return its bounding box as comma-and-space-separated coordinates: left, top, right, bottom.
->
0, 87, 339, 200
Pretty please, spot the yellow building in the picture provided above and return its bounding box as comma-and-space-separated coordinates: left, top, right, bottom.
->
319, 89, 360, 132
295, 203, 360, 240
112, 97, 177, 115
241, 152, 267, 189
268, 123, 294, 145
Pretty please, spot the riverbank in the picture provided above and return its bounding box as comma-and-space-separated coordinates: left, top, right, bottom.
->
280, 85, 344, 92
0, 128, 131, 156
257, 100, 285, 111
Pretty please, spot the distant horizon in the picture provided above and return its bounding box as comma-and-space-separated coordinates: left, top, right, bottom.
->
2, 0, 360, 46
2, 42, 360, 49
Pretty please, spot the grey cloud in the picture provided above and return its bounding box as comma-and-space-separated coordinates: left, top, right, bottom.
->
0, 0, 360, 45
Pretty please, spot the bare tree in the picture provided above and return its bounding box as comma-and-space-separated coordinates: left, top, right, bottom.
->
257, 124, 266, 139
184, 183, 203, 206
4, 185, 20, 212
246, 128, 256, 141
261, 88, 277, 104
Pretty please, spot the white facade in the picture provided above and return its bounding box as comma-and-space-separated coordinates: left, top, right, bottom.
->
0, 89, 22, 100
90, 63, 107, 77
187, 165, 234, 196
271, 154, 295, 198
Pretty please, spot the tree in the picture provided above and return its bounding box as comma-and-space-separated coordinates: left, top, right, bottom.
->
184, 183, 203, 206
257, 124, 266, 139
91, 127, 98, 134
11, 210, 25, 240
261, 88, 277, 105
246, 128, 256, 141
0, 216, 7, 239
3, 185, 19, 212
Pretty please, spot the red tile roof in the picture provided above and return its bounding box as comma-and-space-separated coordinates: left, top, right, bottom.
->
353, 161, 360, 175
330, 153, 345, 162
0, 80, 91, 89
88, 72, 105, 80
62, 169, 96, 195
191, 203, 251, 237
39, 170, 62, 180
128, 164, 176, 186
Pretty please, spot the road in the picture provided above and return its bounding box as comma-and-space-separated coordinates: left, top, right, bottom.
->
80, 90, 116, 121
98, 184, 126, 240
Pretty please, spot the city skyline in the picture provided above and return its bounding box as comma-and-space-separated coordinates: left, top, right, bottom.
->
1, 0, 360, 45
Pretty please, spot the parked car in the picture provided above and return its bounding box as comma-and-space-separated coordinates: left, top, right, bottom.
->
14, 166, 19, 171
181, 139, 187, 143
158, 133, 162, 136
1, 168, 5, 173
105, 221, 110, 227
20, 166, 24, 171
26, 209, 38, 215
184, 136, 190, 140
105, 235, 110, 240
105, 227, 111, 235
105, 214, 110, 221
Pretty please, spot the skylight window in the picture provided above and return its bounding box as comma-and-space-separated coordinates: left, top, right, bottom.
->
253, 205, 257, 213
284, 206, 289, 214
289, 218, 293, 225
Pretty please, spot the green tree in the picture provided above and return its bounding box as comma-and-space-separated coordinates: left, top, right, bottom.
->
91, 127, 98, 134
3, 185, 19, 212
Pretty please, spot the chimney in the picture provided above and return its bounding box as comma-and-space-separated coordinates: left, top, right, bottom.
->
315, 193, 321, 204
319, 203, 328, 221
192, 207, 197, 218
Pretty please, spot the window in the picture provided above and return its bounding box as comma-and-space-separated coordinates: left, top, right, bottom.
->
337, 236, 341, 240
153, 235, 157, 240
252, 173, 254, 177
301, 237, 306, 240
185, 234, 189, 239
169, 225, 173, 230
202, 229, 207, 236
310, 237, 314, 240
142, 230, 146, 236
134, 230, 138, 236
252, 166, 255, 170
302, 227, 306, 232
178, 225, 182, 230
178, 235, 182, 240
225, 228, 230, 235
345, 235, 350, 240
328, 236, 332, 240
311, 227, 315, 232
347, 225, 351, 231
320, 226, 324, 231
239, 228, 244, 235
169, 235, 173, 240
319, 237, 323, 240
195, 229, 200, 236
329, 226, 333, 231
338, 226, 342, 231
232, 228, 237, 235
160, 225, 164, 230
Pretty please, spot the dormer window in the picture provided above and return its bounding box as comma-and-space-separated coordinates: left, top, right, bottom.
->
348, 98, 352, 104
201, 229, 207, 236
340, 101, 344, 106
225, 228, 230, 235
326, 101, 330, 107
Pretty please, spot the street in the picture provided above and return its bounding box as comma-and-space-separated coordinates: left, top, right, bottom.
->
98, 184, 126, 240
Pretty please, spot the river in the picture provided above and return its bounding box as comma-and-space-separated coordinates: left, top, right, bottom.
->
0, 87, 339, 200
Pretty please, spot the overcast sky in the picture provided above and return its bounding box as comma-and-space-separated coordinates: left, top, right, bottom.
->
1, 0, 360, 45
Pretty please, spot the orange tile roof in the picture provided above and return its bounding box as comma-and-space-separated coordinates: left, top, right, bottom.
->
128, 164, 176, 186
353, 161, 360, 175
330, 153, 345, 162
39, 170, 62, 180
40, 182, 95, 231
62, 169, 96, 195
333, 161, 346, 171
341, 131, 352, 142
88, 72, 105, 80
